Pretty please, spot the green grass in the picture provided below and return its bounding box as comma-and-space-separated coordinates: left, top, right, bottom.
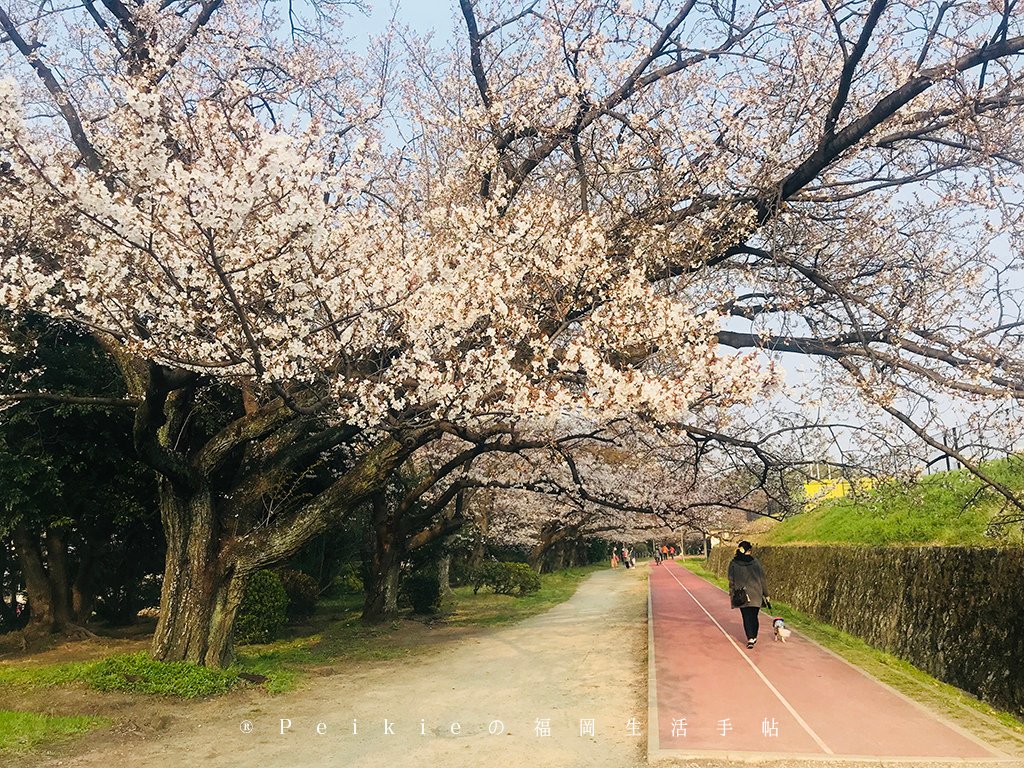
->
0, 709, 109, 753
232, 592, 420, 681
84, 652, 241, 696
444, 564, 604, 627
0, 652, 249, 698
0, 594, 390, 697
0, 566, 604, 698
763, 456, 1024, 546
679, 559, 1024, 736
0, 660, 96, 688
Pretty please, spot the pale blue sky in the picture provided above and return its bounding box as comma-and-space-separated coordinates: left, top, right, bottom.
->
346, 1, 449, 46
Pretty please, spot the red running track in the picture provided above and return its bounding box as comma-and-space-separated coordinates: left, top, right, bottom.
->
648, 560, 1005, 761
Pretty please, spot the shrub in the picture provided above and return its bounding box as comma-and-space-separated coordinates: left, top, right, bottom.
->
472, 562, 541, 596
404, 571, 442, 614
471, 562, 502, 594
278, 569, 319, 621
235, 570, 288, 644
336, 562, 364, 594
511, 563, 541, 595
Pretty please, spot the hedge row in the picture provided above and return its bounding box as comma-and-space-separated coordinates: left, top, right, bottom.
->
471, 562, 541, 596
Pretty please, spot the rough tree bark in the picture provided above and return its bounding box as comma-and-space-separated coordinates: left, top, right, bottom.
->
146, 430, 416, 665
11, 523, 57, 632
87, 338, 429, 665
361, 488, 470, 623
362, 494, 403, 623
9, 523, 95, 632
149, 482, 246, 667
438, 553, 452, 597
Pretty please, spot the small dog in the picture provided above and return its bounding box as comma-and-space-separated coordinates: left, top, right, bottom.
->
773, 617, 791, 642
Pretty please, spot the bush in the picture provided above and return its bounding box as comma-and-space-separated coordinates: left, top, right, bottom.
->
509, 563, 541, 595
278, 569, 319, 621
404, 571, 442, 615
235, 570, 288, 644
335, 562, 364, 594
588, 539, 612, 564
471, 562, 541, 596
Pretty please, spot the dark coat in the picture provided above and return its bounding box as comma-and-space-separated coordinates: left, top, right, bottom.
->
727, 553, 768, 609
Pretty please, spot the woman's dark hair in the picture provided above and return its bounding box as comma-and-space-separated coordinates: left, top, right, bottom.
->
737, 540, 753, 553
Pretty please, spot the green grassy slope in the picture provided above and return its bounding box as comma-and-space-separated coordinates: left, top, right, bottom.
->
761, 457, 1024, 546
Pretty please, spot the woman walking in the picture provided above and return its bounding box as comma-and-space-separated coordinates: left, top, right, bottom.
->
728, 541, 769, 649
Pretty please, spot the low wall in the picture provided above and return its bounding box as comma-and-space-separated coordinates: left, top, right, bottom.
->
707, 545, 1024, 716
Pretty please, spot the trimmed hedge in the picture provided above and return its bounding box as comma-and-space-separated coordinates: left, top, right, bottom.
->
278, 569, 319, 621
471, 562, 541, 596
404, 571, 442, 614
708, 545, 1024, 716
236, 570, 288, 644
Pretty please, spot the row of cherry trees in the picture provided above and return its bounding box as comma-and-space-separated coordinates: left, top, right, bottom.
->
2, 0, 1024, 665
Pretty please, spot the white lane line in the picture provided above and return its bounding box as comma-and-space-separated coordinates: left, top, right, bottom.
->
662, 564, 835, 755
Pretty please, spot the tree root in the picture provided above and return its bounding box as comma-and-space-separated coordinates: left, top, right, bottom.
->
60, 624, 100, 641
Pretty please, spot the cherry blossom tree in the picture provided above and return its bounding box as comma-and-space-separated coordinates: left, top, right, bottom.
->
2, 0, 1024, 665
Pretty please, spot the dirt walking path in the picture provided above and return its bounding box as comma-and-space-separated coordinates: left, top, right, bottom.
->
38, 566, 651, 768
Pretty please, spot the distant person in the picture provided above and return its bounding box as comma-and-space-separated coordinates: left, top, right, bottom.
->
728, 540, 770, 649
611, 548, 619, 568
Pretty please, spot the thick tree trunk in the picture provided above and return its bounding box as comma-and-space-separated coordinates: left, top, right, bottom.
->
468, 492, 492, 572
45, 528, 73, 628
105, 350, 424, 665
529, 525, 584, 573
12, 523, 59, 632
0, 540, 19, 629
71, 540, 97, 624
438, 553, 452, 597
527, 538, 549, 573
528, 522, 561, 572
362, 554, 400, 623
150, 484, 245, 667
362, 493, 402, 623
468, 539, 485, 572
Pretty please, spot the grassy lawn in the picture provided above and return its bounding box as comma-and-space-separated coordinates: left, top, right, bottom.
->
0, 565, 606, 699
443, 564, 604, 627
0, 651, 249, 697
679, 559, 1024, 737
0, 710, 109, 754
762, 456, 1024, 546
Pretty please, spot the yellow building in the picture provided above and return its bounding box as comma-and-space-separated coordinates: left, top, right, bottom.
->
802, 476, 876, 507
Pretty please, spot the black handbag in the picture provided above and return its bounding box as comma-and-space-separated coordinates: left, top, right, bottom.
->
730, 587, 748, 608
